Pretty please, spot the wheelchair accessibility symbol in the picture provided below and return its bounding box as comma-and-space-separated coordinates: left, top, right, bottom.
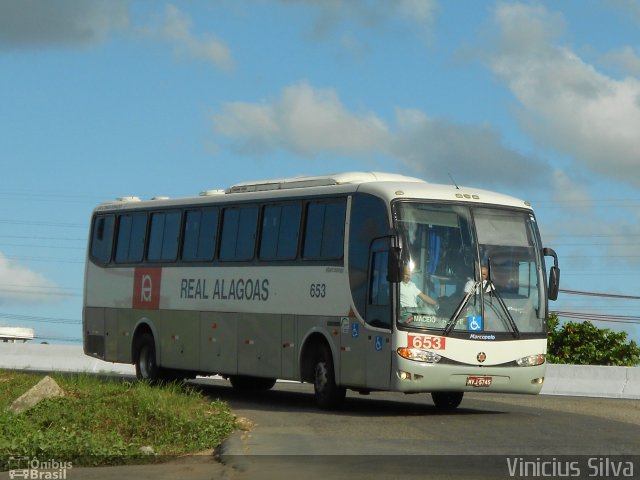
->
351, 323, 359, 338
375, 336, 383, 352
468, 316, 483, 331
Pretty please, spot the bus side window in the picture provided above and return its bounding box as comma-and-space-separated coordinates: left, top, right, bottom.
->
115, 212, 147, 263
303, 199, 346, 259
90, 215, 115, 264
147, 211, 181, 262
219, 206, 259, 261
182, 208, 218, 261
260, 203, 301, 260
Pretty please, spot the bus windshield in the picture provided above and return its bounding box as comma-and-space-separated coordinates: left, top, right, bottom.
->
395, 203, 546, 335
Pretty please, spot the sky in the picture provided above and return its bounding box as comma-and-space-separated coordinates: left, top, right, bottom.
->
1, 0, 640, 346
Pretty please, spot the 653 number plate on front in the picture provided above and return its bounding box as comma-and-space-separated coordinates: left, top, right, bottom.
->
407, 334, 446, 350
466, 375, 493, 387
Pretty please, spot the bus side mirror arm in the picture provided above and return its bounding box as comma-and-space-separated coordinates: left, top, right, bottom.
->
387, 246, 403, 283
543, 247, 560, 301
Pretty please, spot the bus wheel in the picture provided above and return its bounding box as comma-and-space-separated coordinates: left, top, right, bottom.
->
229, 375, 276, 392
431, 391, 464, 410
135, 333, 160, 382
313, 345, 346, 410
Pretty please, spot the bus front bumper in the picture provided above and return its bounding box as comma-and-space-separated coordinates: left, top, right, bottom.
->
391, 360, 546, 395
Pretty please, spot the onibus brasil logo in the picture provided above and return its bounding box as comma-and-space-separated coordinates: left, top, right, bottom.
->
8, 456, 73, 479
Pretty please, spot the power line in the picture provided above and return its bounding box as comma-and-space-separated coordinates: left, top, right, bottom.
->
0, 312, 81, 325
0, 234, 85, 242
552, 311, 640, 325
0, 283, 81, 291
532, 200, 640, 207
562, 256, 640, 260
0, 190, 107, 200
0, 243, 84, 250
0, 287, 81, 298
0, 219, 86, 228
553, 288, 640, 326
549, 233, 640, 237
558, 303, 639, 309
559, 289, 640, 300
550, 242, 640, 246
0, 255, 84, 264
561, 272, 640, 278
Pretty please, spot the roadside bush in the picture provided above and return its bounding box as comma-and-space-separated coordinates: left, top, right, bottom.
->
547, 314, 640, 366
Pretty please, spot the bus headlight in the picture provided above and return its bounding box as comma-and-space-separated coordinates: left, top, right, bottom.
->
397, 347, 442, 363
516, 354, 545, 367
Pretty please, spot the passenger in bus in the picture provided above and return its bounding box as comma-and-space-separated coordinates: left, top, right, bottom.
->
400, 266, 439, 312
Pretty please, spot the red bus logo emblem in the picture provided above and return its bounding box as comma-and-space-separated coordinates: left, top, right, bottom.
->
133, 268, 161, 309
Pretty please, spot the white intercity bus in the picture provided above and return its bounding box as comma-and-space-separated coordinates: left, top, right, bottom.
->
83, 172, 560, 409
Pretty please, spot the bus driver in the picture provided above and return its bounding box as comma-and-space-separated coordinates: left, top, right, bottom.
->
400, 266, 439, 312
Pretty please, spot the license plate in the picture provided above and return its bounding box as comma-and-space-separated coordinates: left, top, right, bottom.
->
466, 375, 492, 387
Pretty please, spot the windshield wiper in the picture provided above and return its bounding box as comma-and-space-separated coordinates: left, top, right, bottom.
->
442, 280, 480, 336
442, 277, 522, 339
486, 261, 520, 338
484, 290, 520, 338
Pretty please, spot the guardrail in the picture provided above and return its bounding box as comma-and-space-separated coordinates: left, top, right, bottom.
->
1, 343, 638, 399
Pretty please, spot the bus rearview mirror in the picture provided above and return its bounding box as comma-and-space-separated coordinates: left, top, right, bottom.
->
543, 247, 560, 301
548, 266, 560, 301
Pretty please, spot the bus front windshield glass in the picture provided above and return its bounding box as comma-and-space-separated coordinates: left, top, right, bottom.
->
395, 203, 546, 335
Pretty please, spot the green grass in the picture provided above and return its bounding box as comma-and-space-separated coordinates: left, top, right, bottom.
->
0, 370, 237, 469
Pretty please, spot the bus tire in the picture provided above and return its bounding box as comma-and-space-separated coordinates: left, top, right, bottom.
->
229, 375, 276, 392
313, 345, 346, 410
135, 333, 161, 382
431, 391, 464, 410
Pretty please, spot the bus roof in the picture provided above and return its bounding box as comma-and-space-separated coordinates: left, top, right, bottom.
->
226, 171, 425, 193
93, 171, 533, 212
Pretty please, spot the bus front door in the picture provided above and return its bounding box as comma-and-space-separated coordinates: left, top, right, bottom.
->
364, 238, 392, 390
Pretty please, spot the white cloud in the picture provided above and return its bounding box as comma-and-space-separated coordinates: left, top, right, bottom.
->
397, 0, 437, 24
0, 253, 65, 304
549, 169, 594, 211
278, 0, 437, 44
389, 108, 549, 188
0, 0, 129, 47
487, 2, 640, 188
602, 46, 640, 76
211, 82, 551, 188
212, 82, 390, 155
0, 2, 233, 71
608, 0, 640, 25
155, 5, 234, 71
607, 222, 640, 267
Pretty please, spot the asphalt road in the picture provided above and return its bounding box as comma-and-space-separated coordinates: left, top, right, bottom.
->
5, 379, 639, 480
210, 380, 640, 478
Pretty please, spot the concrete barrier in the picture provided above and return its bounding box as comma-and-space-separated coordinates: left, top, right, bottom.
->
1, 343, 638, 399
542, 363, 640, 399
0, 343, 135, 376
